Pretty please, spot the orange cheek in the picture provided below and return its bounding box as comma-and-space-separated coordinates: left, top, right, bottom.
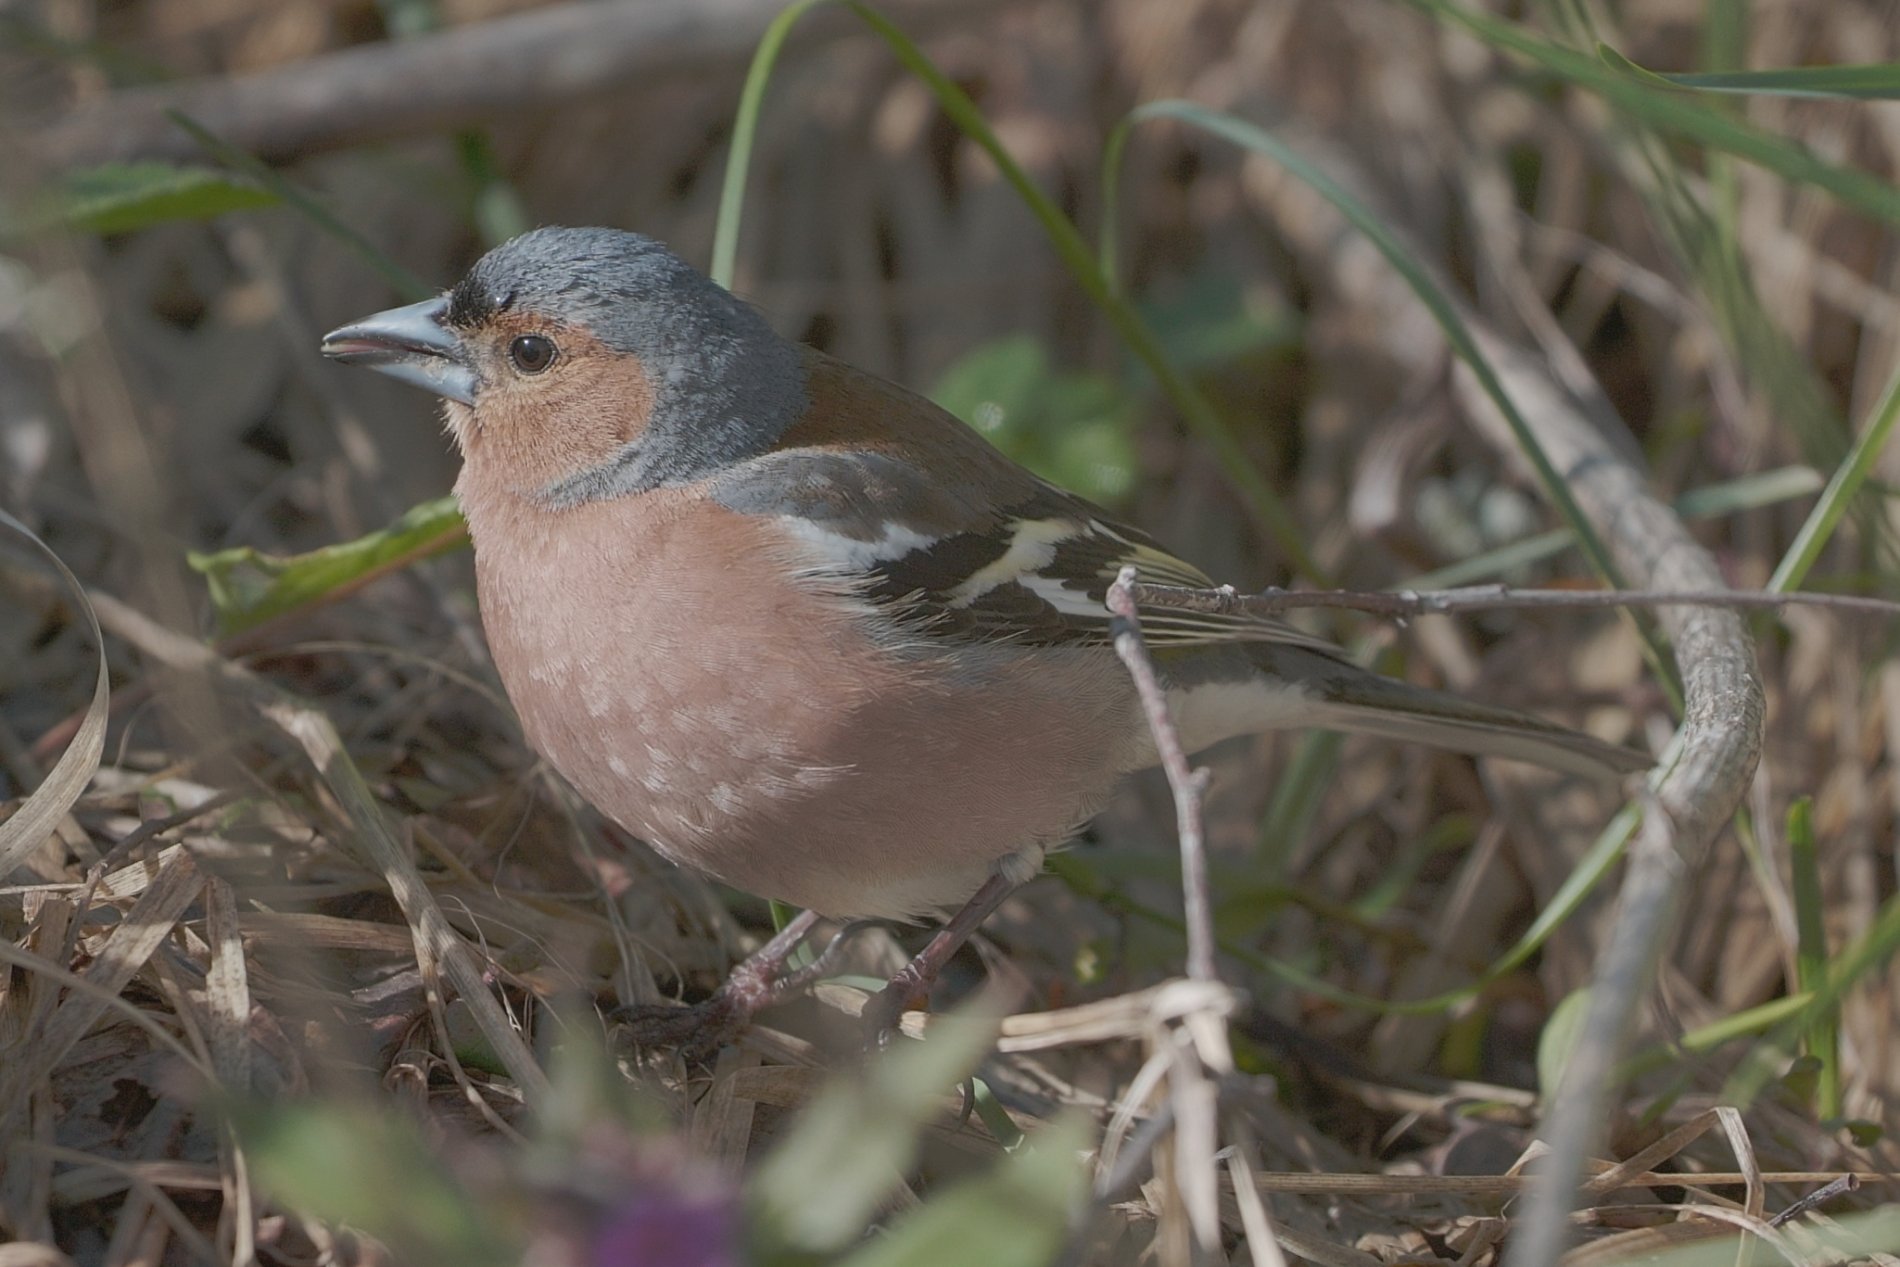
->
461, 353, 657, 494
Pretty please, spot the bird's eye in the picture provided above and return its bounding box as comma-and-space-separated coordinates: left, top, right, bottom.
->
509, 334, 558, 374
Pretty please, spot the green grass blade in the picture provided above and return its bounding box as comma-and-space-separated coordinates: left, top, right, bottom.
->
1097, 116, 1135, 291
1401, 466, 1823, 590
711, 0, 835, 289
749, 1008, 1001, 1253
1530, 1, 1857, 487
1252, 730, 1343, 881
1057, 794, 1644, 1020
1107, 100, 1633, 605
170, 110, 434, 299
1787, 798, 1841, 1119
377, 0, 532, 246
1615, 51, 1900, 101
1726, 880, 1900, 1105
1409, 0, 1900, 226
710, 1, 1325, 582
230, 1099, 512, 1267
847, 6, 1322, 581
1616, 993, 1807, 1081
1767, 358, 1900, 593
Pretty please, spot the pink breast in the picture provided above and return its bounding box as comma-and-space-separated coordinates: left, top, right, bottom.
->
463, 487, 1137, 919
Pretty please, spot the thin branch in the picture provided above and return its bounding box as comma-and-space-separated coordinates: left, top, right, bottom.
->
1227, 118, 1766, 1267
1107, 566, 1216, 985
1131, 581, 1900, 622
27, 0, 1013, 171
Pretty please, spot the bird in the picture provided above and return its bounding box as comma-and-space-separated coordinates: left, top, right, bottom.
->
321, 226, 1648, 1048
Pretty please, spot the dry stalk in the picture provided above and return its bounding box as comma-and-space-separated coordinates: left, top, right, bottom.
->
17, 575, 553, 1102
1131, 581, 1900, 622
1457, 322, 1765, 1267
1108, 567, 1216, 986
1236, 121, 1765, 1266
1106, 567, 1285, 1267
29, 0, 1018, 170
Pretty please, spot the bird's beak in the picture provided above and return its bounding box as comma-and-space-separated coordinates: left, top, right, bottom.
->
320, 296, 477, 406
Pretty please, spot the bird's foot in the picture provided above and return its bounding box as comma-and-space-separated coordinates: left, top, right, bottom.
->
857, 871, 1025, 1048
615, 909, 824, 1062
616, 975, 774, 1064
860, 964, 933, 1049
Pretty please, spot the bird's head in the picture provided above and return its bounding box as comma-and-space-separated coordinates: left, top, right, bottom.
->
321, 227, 806, 505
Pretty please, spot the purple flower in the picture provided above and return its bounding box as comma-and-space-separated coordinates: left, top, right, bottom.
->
587, 1190, 740, 1267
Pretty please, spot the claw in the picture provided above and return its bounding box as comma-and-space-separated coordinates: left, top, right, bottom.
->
614, 908, 825, 1059
614, 994, 749, 1063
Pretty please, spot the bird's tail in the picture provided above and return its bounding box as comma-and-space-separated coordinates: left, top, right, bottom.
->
1307, 678, 1650, 779
1175, 644, 1651, 780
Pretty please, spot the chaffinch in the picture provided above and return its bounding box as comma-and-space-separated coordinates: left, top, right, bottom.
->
322, 227, 1647, 1045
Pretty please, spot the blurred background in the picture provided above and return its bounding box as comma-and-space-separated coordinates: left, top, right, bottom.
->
3, 0, 1899, 1263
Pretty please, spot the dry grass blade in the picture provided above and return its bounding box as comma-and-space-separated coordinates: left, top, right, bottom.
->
201, 878, 252, 1092
0, 852, 206, 1140
1249, 1171, 1889, 1197
0, 511, 108, 882
66, 571, 553, 1105
31, 1144, 223, 1265
0, 937, 210, 1077
0, 1245, 80, 1267
10, 0, 1898, 1261
203, 878, 257, 1267
691, 1045, 765, 1173
258, 697, 551, 1103
17, 573, 553, 1106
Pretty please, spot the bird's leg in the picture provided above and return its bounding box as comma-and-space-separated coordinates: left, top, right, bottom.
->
863, 871, 1020, 1042
618, 907, 822, 1059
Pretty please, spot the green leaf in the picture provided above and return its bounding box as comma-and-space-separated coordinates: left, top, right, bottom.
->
930, 336, 1139, 504
1537, 987, 1594, 1100
229, 1099, 512, 1267
748, 1009, 999, 1254
187, 495, 466, 635
834, 1114, 1090, 1267
9, 162, 277, 236
1137, 267, 1301, 373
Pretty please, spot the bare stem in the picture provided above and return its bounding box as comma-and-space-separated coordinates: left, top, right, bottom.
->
1107, 567, 1217, 985
1131, 581, 1900, 622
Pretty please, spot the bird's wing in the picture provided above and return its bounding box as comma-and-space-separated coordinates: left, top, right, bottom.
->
711, 447, 1345, 655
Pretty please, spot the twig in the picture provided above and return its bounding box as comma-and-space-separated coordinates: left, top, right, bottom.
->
1107, 567, 1216, 985
1770, 1175, 1859, 1227
1466, 236, 1763, 1267
1109, 574, 1288, 1267
1239, 122, 1764, 1267
1131, 581, 1900, 622
28, 0, 1013, 170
